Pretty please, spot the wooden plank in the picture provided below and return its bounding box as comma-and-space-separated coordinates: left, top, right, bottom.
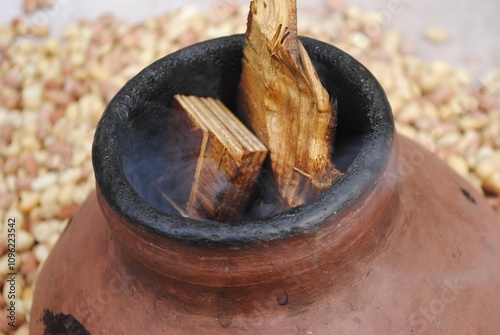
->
238, 0, 343, 208
167, 94, 268, 222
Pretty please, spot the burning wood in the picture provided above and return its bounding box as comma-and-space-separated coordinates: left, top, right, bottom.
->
167, 0, 341, 221
238, 0, 342, 208
169, 95, 268, 222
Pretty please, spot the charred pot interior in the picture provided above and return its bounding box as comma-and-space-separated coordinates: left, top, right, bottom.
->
92, 35, 394, 244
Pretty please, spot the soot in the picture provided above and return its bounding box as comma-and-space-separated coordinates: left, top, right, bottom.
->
121, 99, 289, 222
121, 45, 365, 224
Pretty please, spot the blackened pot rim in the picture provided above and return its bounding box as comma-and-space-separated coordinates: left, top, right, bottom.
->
92, 34, 394, 246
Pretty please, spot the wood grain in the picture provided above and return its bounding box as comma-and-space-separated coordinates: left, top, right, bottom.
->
170, 94, 268, 222
238, 0, 342, 208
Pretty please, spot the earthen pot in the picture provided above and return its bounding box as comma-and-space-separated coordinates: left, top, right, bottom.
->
30, 35, 500, 334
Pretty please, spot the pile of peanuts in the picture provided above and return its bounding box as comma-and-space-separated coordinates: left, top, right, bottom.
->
0, 1, 498, 333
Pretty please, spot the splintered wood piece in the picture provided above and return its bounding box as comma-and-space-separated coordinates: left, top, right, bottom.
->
238, 0, 343, 208
169, 94, 268, 222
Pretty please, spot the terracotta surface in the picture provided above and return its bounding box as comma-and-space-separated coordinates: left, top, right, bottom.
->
30, 136, 500, 334
30, 36, 500, 334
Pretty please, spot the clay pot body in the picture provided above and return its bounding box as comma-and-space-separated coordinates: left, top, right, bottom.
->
30, 36, 500, 334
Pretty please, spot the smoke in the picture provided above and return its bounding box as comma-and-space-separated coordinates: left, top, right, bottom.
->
119, 53, 365, 223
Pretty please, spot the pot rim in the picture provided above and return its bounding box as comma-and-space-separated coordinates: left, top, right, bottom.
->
92, 34, 394, 246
